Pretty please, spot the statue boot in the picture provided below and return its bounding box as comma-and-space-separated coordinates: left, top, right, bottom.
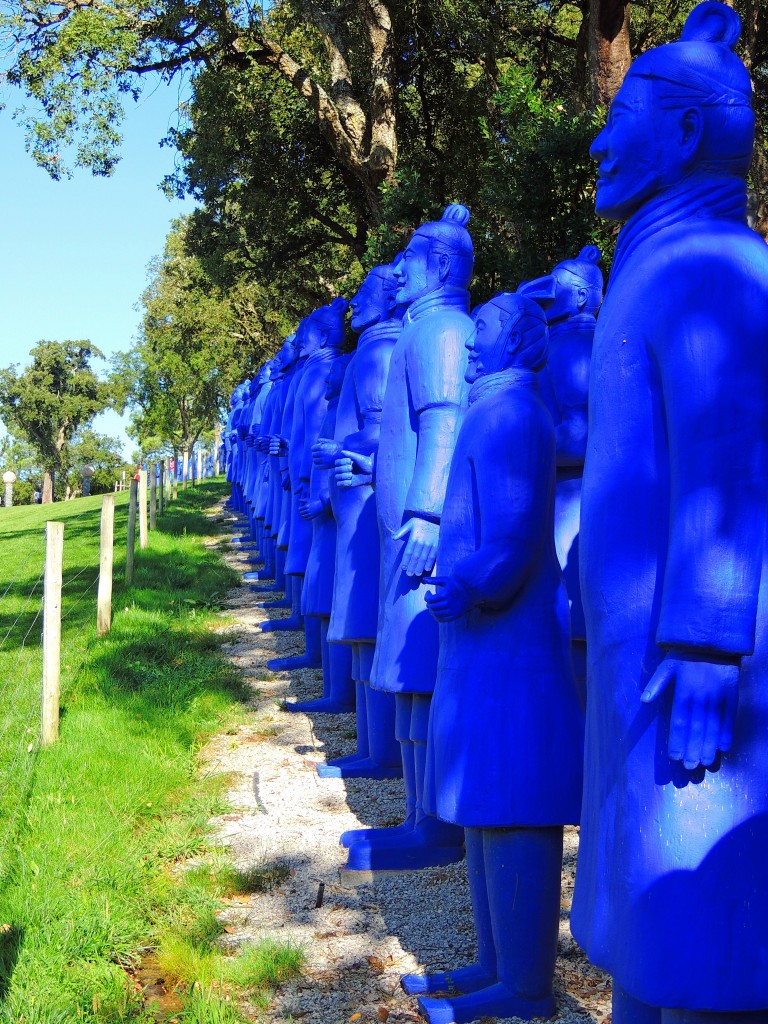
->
417, 827, 561, 1023
260, 575, 303, 632
270, 613, 321, 671
285, 620, 354, 713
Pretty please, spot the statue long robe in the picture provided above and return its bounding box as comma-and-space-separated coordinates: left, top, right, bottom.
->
370, 286, 472, 695
572, 178, 768, 1009
328, 319, 400, 644
424, 370, 583, 827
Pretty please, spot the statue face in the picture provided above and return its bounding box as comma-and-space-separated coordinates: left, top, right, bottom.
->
395, 232, 444, 305
350, 272, 395, 332
591, 75, 685, 221
278, 339, 297, 371
547, 269, 590, 322
465, 302, 510, 383
299, 319, 324, 358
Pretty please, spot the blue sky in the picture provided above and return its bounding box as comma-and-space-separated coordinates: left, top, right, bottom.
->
0, 79, 194, 458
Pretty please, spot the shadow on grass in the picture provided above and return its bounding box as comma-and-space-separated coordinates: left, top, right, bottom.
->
0, 927, 23, 1001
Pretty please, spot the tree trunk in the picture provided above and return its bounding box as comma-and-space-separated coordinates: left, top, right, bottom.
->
589, 0, 631, 107
42, 470, 55, 504
182, 448, 189, 490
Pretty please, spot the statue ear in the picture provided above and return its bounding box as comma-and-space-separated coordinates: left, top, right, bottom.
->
436, 252, 451, 282
577, 286, 589, 311
320, 328, 330, 348
505, 330, 523, 365
680, 107, 704, 164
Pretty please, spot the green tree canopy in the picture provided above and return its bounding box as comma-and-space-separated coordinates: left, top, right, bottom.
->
0, 341, 111, 502
113, 220, 260, 463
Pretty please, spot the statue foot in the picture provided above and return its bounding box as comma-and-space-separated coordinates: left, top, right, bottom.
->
243, 570, 273, 582
231, 536, 257, 546
343, 823, 464, 873
283, 697, 355, 715
340, 820, 414, 848
258, 596, 291, 609
417, 983, 554, 1024
401, 964, 495, 996
259, 616, 303, 633
248, 582, 281, 593
316, 757, 402, 780
269, 652, 322, 672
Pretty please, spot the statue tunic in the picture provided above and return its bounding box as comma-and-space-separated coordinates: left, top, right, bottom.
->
424, 370, 583, 827
328, 319, 401, 644
302, 395, 340, 618
572, 180, 768, 1009
370, 287, 472, 695
255, 381, 278, 522
286, 348, 338, 575
276, 361, 302, 549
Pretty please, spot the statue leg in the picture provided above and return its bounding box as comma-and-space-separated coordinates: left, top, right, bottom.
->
244, 537, 278, 585
418, 827, 562, 1024
402, 826, 496, 995
270, 605, 321, 669
320, 645, 401, 780
284, 620, 355, 713
340, 691, 414, 845
260, 574, 304, 632
343, 695, 464, 874
318, 645, 372, 777
255, 547, 290, 605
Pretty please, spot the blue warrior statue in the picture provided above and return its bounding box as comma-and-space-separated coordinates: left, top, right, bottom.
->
518, 246, 603, 696
402, 292, 584, 1023
573, 4, 768, 1023
283, 354, 355, 711
314, 259, 405, 780
269, 298, 349, 670
341, 205, 474, 875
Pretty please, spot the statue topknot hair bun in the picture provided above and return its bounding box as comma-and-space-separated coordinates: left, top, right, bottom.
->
681, 1, 741, 49
578, 245, 601, 264
329, 297, 349, 314
441, 204, 471, 227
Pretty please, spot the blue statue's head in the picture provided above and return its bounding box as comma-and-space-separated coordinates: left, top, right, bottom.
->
395, 204, 474, 305
325, 352, 353, 401
518, 246, 603, 322
350, 259, 401, 332
466, 293, 548, 383
591, 1, 753, 222
303, 297, 349, 356
277, 333, 298, 372
248, 374, 261, 396
257, 361, 273, 385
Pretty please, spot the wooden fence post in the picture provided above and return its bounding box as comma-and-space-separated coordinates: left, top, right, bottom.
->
150, 463, 157, 531
97, 494, 115, 636
139, 470, 148, 549
159, 459, 166, 516
125, 479, 138, 585
41, 521, 64, 747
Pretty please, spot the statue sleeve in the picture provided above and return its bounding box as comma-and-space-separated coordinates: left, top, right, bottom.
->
405, 320, 470, 519
452, 403, 554, 607
653, 258, 768, 658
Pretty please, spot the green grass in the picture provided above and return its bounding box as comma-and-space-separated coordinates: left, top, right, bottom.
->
0, 482, 303, 1022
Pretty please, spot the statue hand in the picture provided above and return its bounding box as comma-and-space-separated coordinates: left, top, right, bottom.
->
269, 436, 287, 456
424, 575, 473, 622
299, 497, 324, 520
335, 450, 374, 488
641, 654, 739, 769
312, 439, 341, 469
393, 516, 439, 578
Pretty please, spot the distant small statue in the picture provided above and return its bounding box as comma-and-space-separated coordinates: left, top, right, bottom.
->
401, 292, 584, 1024
573, 4, 768, 1022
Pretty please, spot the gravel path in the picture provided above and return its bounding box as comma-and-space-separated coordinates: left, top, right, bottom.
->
202, 505, 612, 1024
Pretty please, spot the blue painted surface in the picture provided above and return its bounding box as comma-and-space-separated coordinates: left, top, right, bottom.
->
572, 3, 768, 1016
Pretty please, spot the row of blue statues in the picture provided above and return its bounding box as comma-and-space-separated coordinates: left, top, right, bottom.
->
223, 5, 768, 1023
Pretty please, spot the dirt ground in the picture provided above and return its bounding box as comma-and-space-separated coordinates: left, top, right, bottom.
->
201, 504, 612, 1024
